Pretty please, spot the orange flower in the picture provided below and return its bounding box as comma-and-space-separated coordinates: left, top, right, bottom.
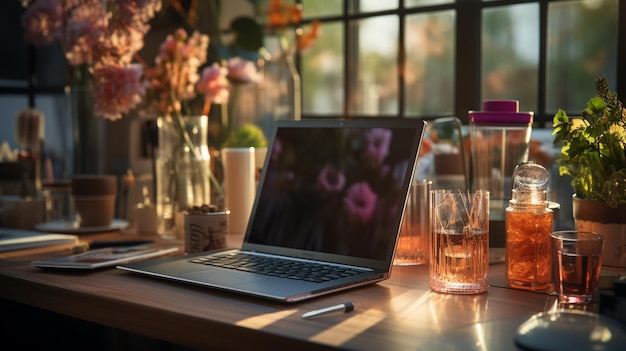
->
267, 0, 303, 29
297, 20, 321, 51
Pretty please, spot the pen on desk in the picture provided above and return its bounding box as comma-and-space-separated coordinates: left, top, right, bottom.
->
302, 302, 354, 319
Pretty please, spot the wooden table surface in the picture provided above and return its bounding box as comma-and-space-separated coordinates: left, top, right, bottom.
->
0, 231, 563, 350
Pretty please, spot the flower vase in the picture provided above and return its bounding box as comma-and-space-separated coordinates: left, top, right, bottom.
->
573, 195, 626, 268
155, 115, 211, 240
258, 46, 301, 139
70, 66, 105, 175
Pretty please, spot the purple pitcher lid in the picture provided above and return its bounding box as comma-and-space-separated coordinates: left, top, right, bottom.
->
469, 100, 533, 125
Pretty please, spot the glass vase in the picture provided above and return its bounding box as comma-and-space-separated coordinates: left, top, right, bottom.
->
258, 39, 301, 139
70, 65, 105, 175
155, 115, 211, 240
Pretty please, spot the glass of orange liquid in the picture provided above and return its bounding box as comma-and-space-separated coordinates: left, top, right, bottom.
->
551, 231, 604, 304
393, 179, 431, 265
430, 189, 490, 294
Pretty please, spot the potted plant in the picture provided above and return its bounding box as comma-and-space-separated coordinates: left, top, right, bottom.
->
222, 123, 269, 171
553, 76, 626, 267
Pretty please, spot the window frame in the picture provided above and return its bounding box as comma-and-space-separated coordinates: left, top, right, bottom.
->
298, 0, 625, 127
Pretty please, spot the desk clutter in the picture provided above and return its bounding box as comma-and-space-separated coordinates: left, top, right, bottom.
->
0, 173, 128, 234
1, 114, 626, 350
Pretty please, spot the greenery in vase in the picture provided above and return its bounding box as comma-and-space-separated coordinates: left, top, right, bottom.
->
222, 124, 268, 148
553, 76, 626, 207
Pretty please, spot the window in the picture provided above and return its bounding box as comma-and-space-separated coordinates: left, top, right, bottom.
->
299, 0, 622, 127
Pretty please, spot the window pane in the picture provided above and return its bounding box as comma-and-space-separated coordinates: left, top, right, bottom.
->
350, 0, 399, 14
546, 0, 618, 113
302, 21, 344, 115
481, 3, 539, 113
349, 15, 399, 115
302, 0, 342, 18
405, 0, 454, 7
405, 10, 455, 116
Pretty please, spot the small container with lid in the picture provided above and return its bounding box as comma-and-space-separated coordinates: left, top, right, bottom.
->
468, 100, 534, 214
505, 161, 553, 291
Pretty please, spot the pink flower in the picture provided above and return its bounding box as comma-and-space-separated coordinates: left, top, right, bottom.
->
317, 164, 346, 192
343, 182, 378, 223
21, 0, 64, 46
92, 64, 146, 120
64, 1, 109, 66
226, 57, 262, 84
365, 128, 392, 165
21, 0, 161, 121
197, 63, 231, 105
108, 0, 162, 36
145, 29, 210, 114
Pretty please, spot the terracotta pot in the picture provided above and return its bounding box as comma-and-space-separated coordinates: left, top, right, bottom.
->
573, 195, 626, 268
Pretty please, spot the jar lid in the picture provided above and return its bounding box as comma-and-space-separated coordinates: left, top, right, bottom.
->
469, 99, 533, 125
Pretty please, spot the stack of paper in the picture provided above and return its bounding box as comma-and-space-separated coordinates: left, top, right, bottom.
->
0, 228, 78, 252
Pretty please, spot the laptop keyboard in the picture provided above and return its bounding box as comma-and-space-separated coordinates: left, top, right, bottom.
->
189, 252, 363, 283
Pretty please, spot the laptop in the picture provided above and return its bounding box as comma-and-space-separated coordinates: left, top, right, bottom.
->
118, 118, 426, 303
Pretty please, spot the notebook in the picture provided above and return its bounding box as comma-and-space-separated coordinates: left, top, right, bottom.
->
118, 118, 426, 303
0, 228, 78, 252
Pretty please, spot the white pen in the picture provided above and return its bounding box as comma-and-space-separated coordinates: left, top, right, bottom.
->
302, 302, 354, 319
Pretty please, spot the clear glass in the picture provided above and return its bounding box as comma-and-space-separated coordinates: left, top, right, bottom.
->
259, 36, 301, 134
481, 3, 539, 112
430, 189, 490, 294
301, 21, 344, 115
405, 10, 455, 116
551, 231, 603, 304
546, 0, 618, 113
155, 115, 211, 240
349, 15, 398, 115
394, 179, 431, 266
469, 123, 532, 214
42, 181, 74, 224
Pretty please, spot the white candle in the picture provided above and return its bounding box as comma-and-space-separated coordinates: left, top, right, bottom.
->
222, 147, 256, 235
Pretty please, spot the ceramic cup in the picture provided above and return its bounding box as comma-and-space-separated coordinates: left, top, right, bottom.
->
72, 174, 118, 227
184, 208, 230, 254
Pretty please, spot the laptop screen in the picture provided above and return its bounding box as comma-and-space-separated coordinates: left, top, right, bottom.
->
246, 119, 424, 261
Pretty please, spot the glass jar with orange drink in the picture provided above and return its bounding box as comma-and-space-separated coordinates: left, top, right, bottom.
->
505, 161, 553, 291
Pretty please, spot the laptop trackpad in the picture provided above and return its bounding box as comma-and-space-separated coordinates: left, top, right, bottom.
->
180, 269, 268, 286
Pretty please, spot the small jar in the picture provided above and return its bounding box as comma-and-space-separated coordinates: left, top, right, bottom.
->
505, 162, 553, 291
42, 180, 74, 223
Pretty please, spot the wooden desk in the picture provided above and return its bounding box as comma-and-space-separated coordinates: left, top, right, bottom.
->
0, 232, 560, 350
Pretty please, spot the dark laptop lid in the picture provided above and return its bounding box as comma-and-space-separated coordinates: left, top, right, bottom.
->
241, 118, 426, 271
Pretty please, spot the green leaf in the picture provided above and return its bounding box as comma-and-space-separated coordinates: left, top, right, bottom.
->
553, 109, 569, 127
585, 96, 607, 115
